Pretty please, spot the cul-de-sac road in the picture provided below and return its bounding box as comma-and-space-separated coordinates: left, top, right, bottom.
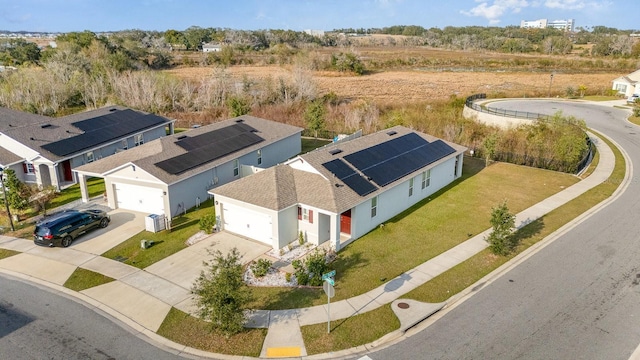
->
364, 100, 640, 360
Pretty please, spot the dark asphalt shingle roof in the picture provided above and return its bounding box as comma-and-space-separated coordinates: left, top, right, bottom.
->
212, 126, 467, 213
0, 106, 173, 161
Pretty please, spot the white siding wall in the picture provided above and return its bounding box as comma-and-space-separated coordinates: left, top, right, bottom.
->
276, 206, 298, 249
349, 156, 461, 240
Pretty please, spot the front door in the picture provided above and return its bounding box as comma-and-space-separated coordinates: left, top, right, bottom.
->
340, 209, 351, 235
62, 160, 73, 182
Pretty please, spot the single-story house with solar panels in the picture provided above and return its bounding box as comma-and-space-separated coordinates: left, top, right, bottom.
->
74, 116, 302, 221
209, 126, 467, 251
0, 106, 173, 190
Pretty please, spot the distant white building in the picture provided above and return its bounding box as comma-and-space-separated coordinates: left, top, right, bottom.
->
202, 43, 221, 52
521, 19, 548, 29
304, 29, 325, 37
521, 19, 575, 32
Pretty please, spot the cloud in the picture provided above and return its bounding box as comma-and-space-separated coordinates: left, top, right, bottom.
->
461, 0, 530, 24
543, 0, 610, 10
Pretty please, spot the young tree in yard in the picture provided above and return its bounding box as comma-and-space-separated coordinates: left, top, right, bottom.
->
304, 99, 326, 139
192, 247, 251, 336
486, 200, 516, 256
28, 186, 57, 216
3, 169, 30, 212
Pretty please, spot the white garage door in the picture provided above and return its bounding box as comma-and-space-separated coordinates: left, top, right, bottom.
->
222, 203, 272, 245
114, 183, 164, 215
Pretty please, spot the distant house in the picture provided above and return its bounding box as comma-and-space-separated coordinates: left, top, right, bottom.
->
75, 116, 302, 220
612, 69, 640, 98
0, 106, 173, 190
210, 126, 467, 251
202, 43, 222, 52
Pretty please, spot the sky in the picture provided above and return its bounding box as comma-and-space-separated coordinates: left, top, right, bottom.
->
0, 0, 634, 33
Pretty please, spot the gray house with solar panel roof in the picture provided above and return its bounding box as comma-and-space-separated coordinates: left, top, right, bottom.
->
209, 126, 467, 251
74, 116, 302, 220
0, 106, 173, 190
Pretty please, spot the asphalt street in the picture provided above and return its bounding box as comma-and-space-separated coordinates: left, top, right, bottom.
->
0, 274, 187, 360
364, 101, 640, 360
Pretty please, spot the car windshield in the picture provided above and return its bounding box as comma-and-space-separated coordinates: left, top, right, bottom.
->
34, 226, 50, 236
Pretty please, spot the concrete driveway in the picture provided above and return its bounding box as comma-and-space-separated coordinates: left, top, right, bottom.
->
71, 209, 146, 255
145, 231, 270, 290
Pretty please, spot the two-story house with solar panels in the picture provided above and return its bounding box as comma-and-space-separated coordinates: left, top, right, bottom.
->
74, 116, 302, 220
209, 126, 467, 251
0, 106, 174, 190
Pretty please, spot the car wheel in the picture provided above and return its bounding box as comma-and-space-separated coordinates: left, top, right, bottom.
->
62, 236, 72, 248
99, 218, 109, 228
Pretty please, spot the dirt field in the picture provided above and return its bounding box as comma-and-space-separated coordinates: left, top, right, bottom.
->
166, 65, 620, 102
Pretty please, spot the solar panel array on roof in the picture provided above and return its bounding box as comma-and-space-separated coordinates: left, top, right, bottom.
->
41, 110, 168, 156
175, 123, 256, 151
321, 159, 377, 196
343, 133, 456, 187
155, 127, 264, 175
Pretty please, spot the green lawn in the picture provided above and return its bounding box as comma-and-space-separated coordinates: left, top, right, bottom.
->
301, 137, 331, 154
64, 268, 115, 291
157, 308, 266, 357
301, 305, 400, 355
102, 199, 214, 269
582, 95, 619, 101
248, 156, 579, 310
298, 131, 623, 354
18, 177, 106, 220
48, 177, 106, 209
0, 248, 20, 259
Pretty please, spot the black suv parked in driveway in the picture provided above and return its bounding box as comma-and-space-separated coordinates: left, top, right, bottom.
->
34, 209, 110, 247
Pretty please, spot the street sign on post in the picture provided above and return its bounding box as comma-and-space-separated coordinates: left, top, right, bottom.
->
322, 270, 336, 333
323, 281, 335, 298
322, 270, 336, 279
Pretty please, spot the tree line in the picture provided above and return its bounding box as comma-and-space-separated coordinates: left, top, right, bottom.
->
2, 24, 639, 69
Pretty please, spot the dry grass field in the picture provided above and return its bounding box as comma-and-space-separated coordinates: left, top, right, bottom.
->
166, 46, 623, 102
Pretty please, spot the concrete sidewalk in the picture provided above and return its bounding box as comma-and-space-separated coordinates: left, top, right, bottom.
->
0, 128, 618, 359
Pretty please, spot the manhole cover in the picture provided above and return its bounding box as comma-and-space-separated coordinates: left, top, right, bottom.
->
397, 302, 410, 309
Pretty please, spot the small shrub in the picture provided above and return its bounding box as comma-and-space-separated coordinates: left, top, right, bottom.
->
250, 258, 272, 278
565, 86, 576, 98
285, 272, 292, 282
290, 249, 330, 286
198, 213, 216, 234
298, 231, 305, 245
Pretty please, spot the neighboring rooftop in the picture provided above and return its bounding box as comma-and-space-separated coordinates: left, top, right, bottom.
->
76, 115, 303, 185
0, 106, 174, 161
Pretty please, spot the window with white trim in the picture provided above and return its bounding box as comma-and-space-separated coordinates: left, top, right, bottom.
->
371, 196, 378, 218
134, 133, 144, 146
86, 151, 95, 163
297, 206, 314, 223
233, 159, 239, 176
409, 178, 414, 197
23, 163, 35, 174
421, 169, 431, 189
257, 149, 262, 165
